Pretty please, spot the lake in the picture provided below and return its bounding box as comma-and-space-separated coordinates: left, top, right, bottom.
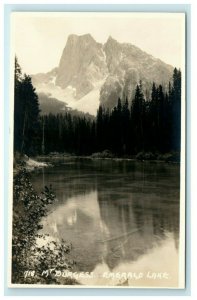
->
31, 158, 180, 287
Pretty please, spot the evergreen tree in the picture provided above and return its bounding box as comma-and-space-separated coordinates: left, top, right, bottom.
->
96, 105, 104, 151
14, 58, 40, 155
131, 83, 145, 153
20, 75, 40, 154
122, 97, 130, 154
14, 57, 22, 84
14, 57, 23, 153
149, 82, 159, 151
171, 68, 181, 151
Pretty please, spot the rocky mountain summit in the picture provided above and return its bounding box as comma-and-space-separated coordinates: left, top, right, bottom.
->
32, 34, 174, 115
56, 34, 108, 98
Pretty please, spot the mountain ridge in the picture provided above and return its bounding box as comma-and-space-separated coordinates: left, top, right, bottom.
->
31, 34, 174, 115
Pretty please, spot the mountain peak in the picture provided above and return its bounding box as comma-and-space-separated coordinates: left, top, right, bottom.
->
67, 33, 95, 43
55, 33, 108, 94
106, 35, 118, 45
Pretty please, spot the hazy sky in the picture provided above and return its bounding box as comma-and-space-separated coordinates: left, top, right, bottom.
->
12, 12, 185, 74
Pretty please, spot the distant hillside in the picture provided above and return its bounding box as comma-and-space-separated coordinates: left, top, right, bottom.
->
38, 93, 66, 115
38, 92, 94, 119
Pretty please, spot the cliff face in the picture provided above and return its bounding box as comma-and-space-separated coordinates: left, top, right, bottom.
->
56, 34, 108, 99
100, 36, 173, 108
32, 34, 173, 115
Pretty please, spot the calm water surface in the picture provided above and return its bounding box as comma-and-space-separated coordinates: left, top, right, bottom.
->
31, 158, 180, 287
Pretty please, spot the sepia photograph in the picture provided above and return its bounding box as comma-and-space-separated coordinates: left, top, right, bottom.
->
9, 12, 185, 288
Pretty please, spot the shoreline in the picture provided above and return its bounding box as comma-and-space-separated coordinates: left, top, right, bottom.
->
35, 153, 180, 165
13, 151, 180, 175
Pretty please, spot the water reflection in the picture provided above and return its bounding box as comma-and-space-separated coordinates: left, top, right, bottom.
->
31, 158, 180, 286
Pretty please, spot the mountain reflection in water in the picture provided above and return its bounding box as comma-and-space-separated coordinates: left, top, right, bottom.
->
31, 158, 180, 287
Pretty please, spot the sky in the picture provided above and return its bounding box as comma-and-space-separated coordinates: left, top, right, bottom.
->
12, 12, 185, 75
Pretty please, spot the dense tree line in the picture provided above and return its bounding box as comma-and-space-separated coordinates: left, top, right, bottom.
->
39, 69, 181, 156
40, 113, 95, 155
14, 57, 181, 157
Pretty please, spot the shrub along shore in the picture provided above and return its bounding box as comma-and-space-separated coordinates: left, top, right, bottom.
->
12, 162, 77, 285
